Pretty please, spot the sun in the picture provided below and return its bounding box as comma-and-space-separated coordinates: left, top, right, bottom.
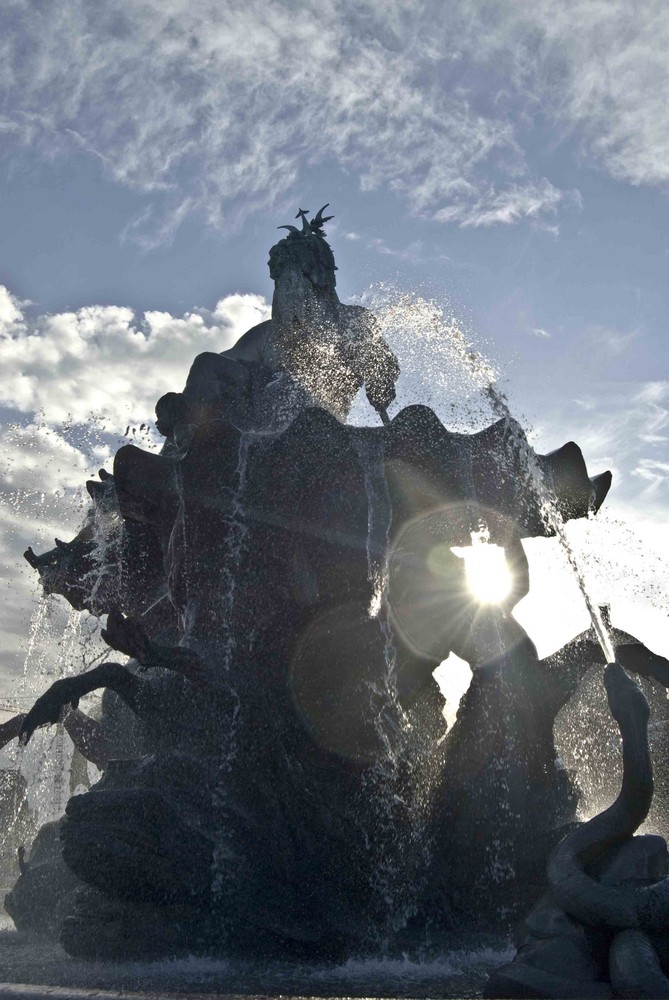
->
452, 541, 512, 605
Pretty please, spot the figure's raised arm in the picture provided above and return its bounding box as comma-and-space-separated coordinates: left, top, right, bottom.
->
101, 609, 206, 685
345, 307, 400, 419
19, 662, 152, 746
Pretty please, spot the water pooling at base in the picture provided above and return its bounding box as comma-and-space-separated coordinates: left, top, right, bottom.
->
0, 936, 515, 997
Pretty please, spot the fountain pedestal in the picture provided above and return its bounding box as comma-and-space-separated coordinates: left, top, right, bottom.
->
11, 209, 630, 965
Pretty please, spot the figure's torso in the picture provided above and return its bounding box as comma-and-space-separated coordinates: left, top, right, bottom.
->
220, 306, 373, 419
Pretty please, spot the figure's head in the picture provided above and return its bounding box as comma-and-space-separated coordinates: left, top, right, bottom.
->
268, 205, 337, 295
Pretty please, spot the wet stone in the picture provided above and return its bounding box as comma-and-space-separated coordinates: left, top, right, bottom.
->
516, 935, 602, 980
515, 890, 590, 945
591, 835, 669, 887
484, 961, 613, 999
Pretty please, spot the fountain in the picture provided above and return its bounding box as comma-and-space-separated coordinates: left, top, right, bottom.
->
4, 206, 669, 997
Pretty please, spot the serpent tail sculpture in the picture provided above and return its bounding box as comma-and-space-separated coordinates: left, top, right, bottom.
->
548, 662, 669, 932
487, 663, 669, 998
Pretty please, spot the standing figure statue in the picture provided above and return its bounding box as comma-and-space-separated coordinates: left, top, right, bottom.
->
156, 205, 399, 438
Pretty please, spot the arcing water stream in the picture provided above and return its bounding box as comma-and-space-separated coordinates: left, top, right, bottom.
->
365, 289, 616, 663
484, 382, 615, 663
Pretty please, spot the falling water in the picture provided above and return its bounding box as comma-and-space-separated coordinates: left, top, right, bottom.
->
85, 487, 124, 613
218, 435, 251, 674
352, 289, 619, 928
211, 434, 251, 912
0, 602, 89, 873
353, 430, 404, 934
368, 289, 616, 663
353, 430, 436, 946
484, 382, 616, 663
353, 431, 391, 619
21, 607, 90, 824
0, 284, 621, 987
20, 597, 51, 694
0, 469, 123, 866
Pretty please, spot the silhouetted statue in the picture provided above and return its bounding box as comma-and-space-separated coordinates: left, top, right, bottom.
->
155, 206, 399, 436
17, 204, 664, 971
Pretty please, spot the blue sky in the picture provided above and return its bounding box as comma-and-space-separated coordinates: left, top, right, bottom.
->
0, 0, 668, 693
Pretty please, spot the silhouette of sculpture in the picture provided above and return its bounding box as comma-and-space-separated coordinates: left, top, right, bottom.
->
13, 205, 669, 976
156, 205, 399, 438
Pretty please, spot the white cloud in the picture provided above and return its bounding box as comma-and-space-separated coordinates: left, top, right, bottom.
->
530, 328, 551, 339
0, 285, 270, 682
0, 288, 270, 426
0, 423, 90, 494
0, 286, 25, 326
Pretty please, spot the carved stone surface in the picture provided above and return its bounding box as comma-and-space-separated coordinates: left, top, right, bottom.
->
14, 209, 642, 964
4, 821, 80, 938
486, 667, 669, 998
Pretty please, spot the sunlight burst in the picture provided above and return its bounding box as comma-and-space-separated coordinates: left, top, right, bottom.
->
453, 541, 512, 605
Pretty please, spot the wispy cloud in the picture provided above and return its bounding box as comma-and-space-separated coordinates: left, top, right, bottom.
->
366, 237, 458, 268
368, 237, 426, 261
533, 0, 669, 188
589, 325, 642, 356
633, 458, 669, 492
434, 179, 566, 229
0, 0, 617, 242
4, 3, 664, 241
535, 378, 669, 508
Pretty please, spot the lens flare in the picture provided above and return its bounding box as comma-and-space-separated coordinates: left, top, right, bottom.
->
452, 542, 512, 605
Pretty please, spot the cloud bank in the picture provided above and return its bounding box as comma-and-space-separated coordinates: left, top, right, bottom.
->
3, 1, 665, 241
0, 285, 270, 682
0, 288, 269, 426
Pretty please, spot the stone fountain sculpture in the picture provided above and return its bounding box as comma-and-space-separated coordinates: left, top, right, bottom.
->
8, 208, 669, 983
486, 662, 669, 999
